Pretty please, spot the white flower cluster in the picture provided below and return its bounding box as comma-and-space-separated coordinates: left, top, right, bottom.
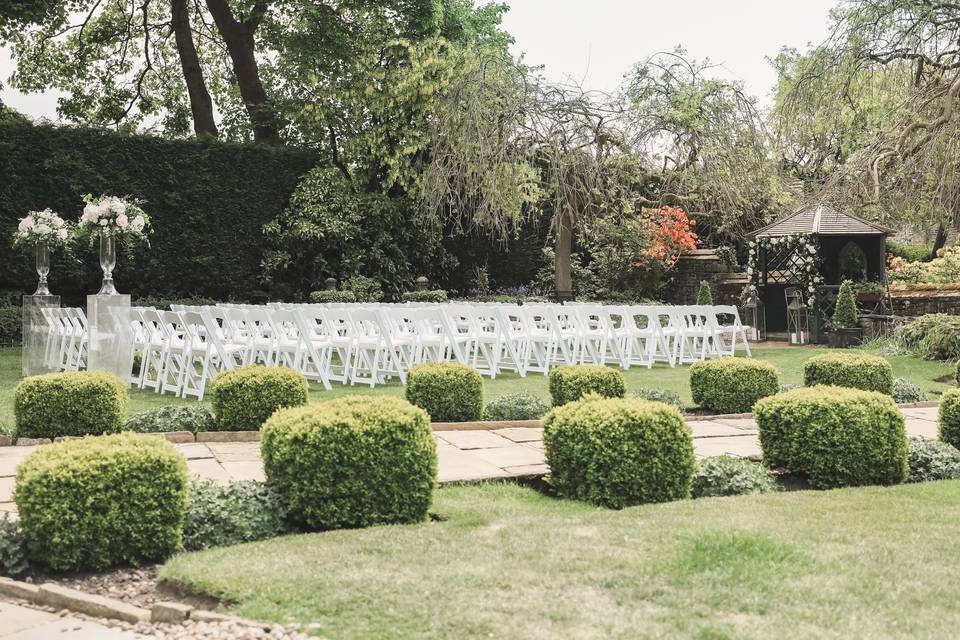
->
744, 233, 823, 308
79, 195, 150, 239
13, 209, 70, 248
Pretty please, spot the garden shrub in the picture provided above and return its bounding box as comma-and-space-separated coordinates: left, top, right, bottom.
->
695, 280, 713, 305
343, 275, 383, 302
483, 392, 549, 421
632, 387, 685, 412
543, 396, 695, 508
14, 433, 188, 570
689, 357, 779, 414
832, 279, 859, 328
691, 456, 781, 499
210, 365, 308, 430
802, 352, 893, 394
182, 480, 292, 551
401, 289, 449, 303
406, 362, 483, 422
0, 513, 28, 577
938, 388, 960, 449
907, 437, 960, 483
123, 405, 216, 434
898, 313, 960, 361
261, 397, 437, 530
14, 371, 127, 439
548, 365, 626, 406
956, 359, 960, 386
0, 306, 20, 346
892, 378, 925, 404
754, 386, 908, 489
309, 290, 356, 303
133, 295, 217, 310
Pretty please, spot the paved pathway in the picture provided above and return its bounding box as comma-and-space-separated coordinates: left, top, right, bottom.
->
0, 601, 139, 639
0, 406, 942, 514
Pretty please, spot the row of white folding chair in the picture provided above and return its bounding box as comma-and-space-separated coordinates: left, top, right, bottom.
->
40, 307, 88, 372
129, 307, 214, 399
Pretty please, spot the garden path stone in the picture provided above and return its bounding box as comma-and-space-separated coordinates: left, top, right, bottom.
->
687, 421, 753, 438
219, 461, 266, 482
902, 407, 939, 421
0, 477, 13, 503
693, 435, 762, 459
434, 430, 514, 450
905, 419, 938, 439
185, 458, 231, 483
0, 602, 138, 639
711, 418, 760, 431
492, 427, 543, 442
467, 444, 545, 468
173, 443, 215, 460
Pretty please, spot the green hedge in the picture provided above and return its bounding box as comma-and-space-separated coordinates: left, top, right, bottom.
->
803, 352, 893, 394
939, 388, 960, 449
401, 290, 449, 303
261, 397, 436, 529
405, 362, 483, 422
210, 365, 308, 430
689, 357, 779, 414
0, 306, 20, 346
548, 365, 626, 406
0, 121, 316, 303
15, 371, 127, 439
755, 386, 908, 489
308, 290, 356, 303
543, 396, 695, 508
14, 433, 188, 570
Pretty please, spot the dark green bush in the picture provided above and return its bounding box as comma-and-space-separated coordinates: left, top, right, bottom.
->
14, 433, 188, 570
343, 275, 383, 302
0, 513, 28, 577
210, 365, 308, 430
887, 240, 932, 262
892, 378, 925, 404
0, 306, 20, 346
898, 314, 960, 361
548, 365, 626, 406
691, 456, 781, 498
483, 392, 549, 421
755, 386, 908, 489
261, 397, 437, 530
832, 279, 859, 328
802, 352, 893, 394
939, 388, 960, 449
696, 280, 713, 305
406, 362, 483, 422
543, 396, 695, 508
133, 295, 218, 310
689, 357, 779, 414
123, 405, 216, 434
401, 290, 449, 303
14, 371, 127, 439
183, 480, 293, 551
309, 290, 356, 303
907, 437, 960, 483
632, 387, 685, 412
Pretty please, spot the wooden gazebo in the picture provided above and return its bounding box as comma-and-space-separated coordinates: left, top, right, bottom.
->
750, 204, 895, 342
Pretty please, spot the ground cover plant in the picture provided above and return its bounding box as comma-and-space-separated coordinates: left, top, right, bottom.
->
161, 481, 960, 639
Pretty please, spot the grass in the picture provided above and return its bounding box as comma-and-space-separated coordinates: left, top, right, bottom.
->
161, 481, 960, 639
0, 344, 954, 429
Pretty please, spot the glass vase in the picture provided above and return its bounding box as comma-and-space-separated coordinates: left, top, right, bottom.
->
34, 243, 51, 296
98, 233, 118, 295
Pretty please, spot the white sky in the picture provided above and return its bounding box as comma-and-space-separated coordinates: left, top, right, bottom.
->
0, 0, 838, 122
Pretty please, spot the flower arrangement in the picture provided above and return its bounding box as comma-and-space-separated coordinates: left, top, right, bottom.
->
744, 233, 823, 307
76, 194, 151, 242
12, 209, 71, 249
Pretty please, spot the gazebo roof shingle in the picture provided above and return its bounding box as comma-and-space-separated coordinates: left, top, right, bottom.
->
752, 204, 895, 237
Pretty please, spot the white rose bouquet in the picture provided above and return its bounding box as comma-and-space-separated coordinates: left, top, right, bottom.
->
76, 194, 151, 242
13, 209, 71, 249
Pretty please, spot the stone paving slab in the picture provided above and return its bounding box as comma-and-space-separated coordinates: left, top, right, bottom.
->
492, 427, 543, 443
712, 418, 760, 431
173, 443, 215, 460
693, 435, 762, 459
466, 444, 545, 468
0, 601, 57, 637
0, 602, 140, 639
687, 421, 754, 438
0, 477, 13, 504
434, 430, 514, 450
903, 407, 939, 421
906, 418, 938, 439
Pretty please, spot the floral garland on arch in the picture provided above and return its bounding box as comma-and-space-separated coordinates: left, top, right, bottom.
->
76, 194, 152, 243
13, 209, 71, 249
745, 233, 824, 308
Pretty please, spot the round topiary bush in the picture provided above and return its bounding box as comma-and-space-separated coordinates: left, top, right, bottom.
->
261, 397, 437, 530
892, 378, 925, 404
405, 362, 483, 422
907, 437, 960, 483
802, 352, 893, 395
483, 392, 549, 421
14, 371, 127, 439
14, 433, 188, 571
691, 456, 781, 498
938, 388, 960, 449
210, 365, 308, 429
548, 365, 626, 406
688, 357, 779, 414
754, 386, 907, 489
543, 396, 695, 508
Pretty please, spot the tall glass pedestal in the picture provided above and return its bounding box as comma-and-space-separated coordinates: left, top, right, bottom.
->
22, 295, 60, 377
87, 294, 133, 383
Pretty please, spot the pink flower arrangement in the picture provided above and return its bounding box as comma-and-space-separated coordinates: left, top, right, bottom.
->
76, 194, 151, 241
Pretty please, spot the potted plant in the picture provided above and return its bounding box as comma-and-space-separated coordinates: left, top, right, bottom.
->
855, 280, 886, 303
828, 279, 862, 348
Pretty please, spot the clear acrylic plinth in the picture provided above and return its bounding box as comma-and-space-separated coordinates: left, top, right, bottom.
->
87, 294, 133, 382
22, 295, 60, 377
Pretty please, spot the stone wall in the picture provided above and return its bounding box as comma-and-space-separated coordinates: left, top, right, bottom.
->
890, 286, 960, 317
667, 249, 745, 305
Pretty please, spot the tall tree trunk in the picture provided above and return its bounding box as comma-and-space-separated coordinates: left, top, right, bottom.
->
928, 220, 948, 260
171, 0, 218, 138
554, 210, 573, 300
204, 0, 280, 144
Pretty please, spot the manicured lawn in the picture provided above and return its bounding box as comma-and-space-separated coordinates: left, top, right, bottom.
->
161, 481, 960, 639
0, 344, 954, 429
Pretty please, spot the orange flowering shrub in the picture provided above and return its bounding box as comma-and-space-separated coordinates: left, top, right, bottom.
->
634, 206, 698, 269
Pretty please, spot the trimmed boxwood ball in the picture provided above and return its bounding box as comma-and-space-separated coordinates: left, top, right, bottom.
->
405, 362, 483, 422
210, 365, 308, 429
261, 397, 437, 530
543, 396, 695, 508
802, 352, 893, 395
754, 386, 908, 489
548, 365, 626, 406
938, 388, 960, 449
14, 371, 127, 439
689, 357, 779, 414
14, 433, 188, 571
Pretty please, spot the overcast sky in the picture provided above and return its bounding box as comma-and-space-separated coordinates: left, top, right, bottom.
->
0, 0, 838, 122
